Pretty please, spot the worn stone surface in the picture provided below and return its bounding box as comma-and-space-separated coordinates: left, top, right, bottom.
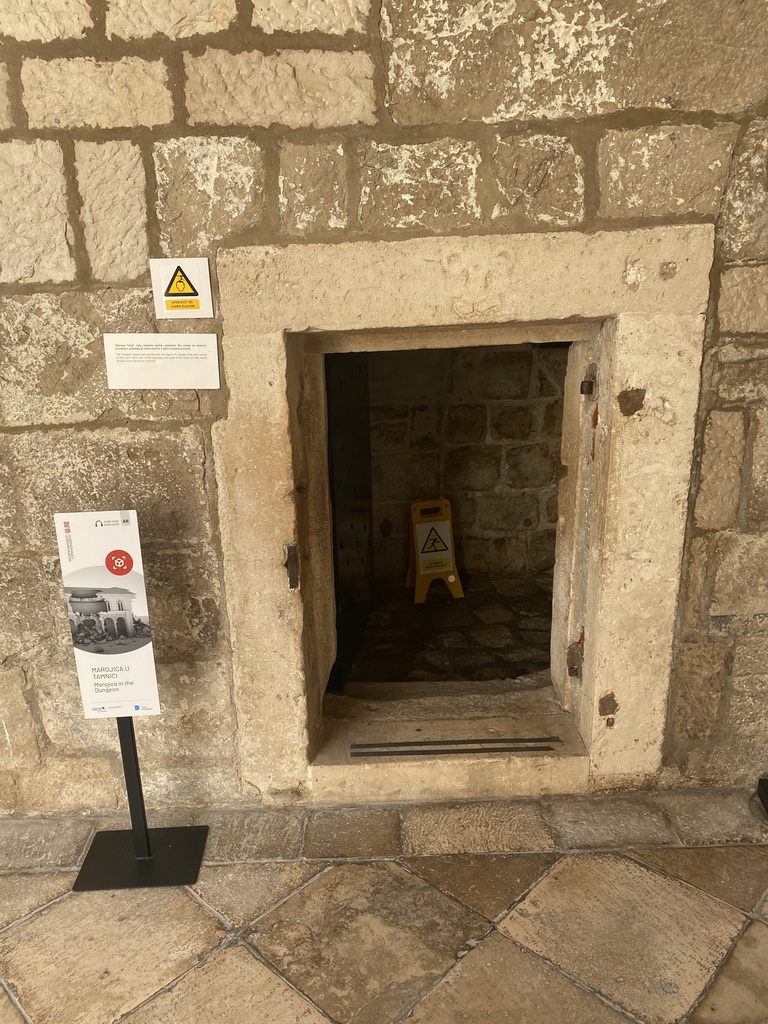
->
22, 57, 173, 129
599, 125, 737, 219
0, 773, 18, 814
382, 0, 768, 124
748, 409, 768, 522
726, 674, 768, 742
17, 756, 118, 811
710, 533, 768, 621
719, 120, 768, 261
75, 140, 147, 282
695, 411, 745, 529
490, 134, 584, 228
248, 862, 486, 1024
107, 0, 236, 39
0, 141, 74, 284
403, 852, 558, 918
401, 801, 554, 855
0, 557, 59, 663
0, 873, 76, 930
630, 847, 768, 912
0, 0, 91, 41
143, 547, 224, 660
0, 818, 94, 871
0, 888, 223, 1024
543, 794, 678, 848
0, 427, 210, 552
0, 988, 24, 1023
716, 347, 768, 403
0, 65, 12, 129
185, 48, 376, 128
501, 853, 743, 1024
141, 765, 241, 809
193, 863, 322, 927
154, 136, 264, 256
690, 922, 768, 1024
654, 791, 765, 844
279, 142, 347, 235
359, 139, 481, 231
719, 266, 768, 334
445, 446, 500, 490
304, 806, 400, 858
506, 445, 556, 488
253, 0, 369, 33
202, 810, 305, 861
0, 290, 214, 427
0, 668, 40, 768
124, 946, 328, 1024
672, 643, 730, 740
408, 930, 628, 1024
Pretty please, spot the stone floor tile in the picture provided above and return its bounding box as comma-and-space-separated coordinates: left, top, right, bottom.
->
689, 921, 768, 1023
407, 930, 630, 1024
629, 846, 768, 911
0, 888, 225, 1024
401, 801, 554, 855
247, 861, 487, 1024
402, 852, 558, 918
653, 790, 766, 845
303, 806, 400, 858
192, 862, 324, 927
122, 945, 328, 1023
499, 853, 743, 1024
0, 818, 94, 871
542, 794, 678, 848
0, 872, 76, 929
201, 810, 304, 862
0, 989, 25, 1024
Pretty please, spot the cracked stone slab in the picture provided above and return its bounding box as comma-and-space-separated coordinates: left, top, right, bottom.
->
192, 862, 323, 927
400, 801, 555, 855
303, 806, 400, 858
0, 873, 76, 929
653, 790, 767, 845
689, 921, 768, 1023
0, 818, 94, 871
489, 134, 584, 228
542, 794, 679, 848
201, 810, 305, 862
500, 853, 743, 1024
629, 847, 768, 912
248, 861, 487, 1024
0, 888, 224, 1024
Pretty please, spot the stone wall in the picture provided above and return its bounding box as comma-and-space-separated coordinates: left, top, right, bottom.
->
368, 344, 565, 580
2, 0, 768, 810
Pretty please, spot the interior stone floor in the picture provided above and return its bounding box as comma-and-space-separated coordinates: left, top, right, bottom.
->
1, 789, 768, 1023
346, 572, 554, 685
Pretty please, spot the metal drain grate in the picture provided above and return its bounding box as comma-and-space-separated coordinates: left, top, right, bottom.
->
350, 736, 561, 758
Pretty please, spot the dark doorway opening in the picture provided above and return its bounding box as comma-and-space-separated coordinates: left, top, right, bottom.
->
325, 341, 568, 693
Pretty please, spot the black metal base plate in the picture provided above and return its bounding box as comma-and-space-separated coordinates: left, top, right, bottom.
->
73, 826, 208, 892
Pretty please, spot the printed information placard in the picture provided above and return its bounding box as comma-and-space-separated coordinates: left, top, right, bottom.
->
103, 333, 220, 389
54, 510, 160, 719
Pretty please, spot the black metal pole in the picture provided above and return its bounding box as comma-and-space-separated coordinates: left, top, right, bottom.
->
116, 716, 151, 860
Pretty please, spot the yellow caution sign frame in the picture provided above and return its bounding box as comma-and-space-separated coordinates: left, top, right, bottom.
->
406, 498, 464, 604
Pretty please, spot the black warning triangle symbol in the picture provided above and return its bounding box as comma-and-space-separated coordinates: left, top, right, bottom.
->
164, 266, 199, 297
421, 526, 449, 554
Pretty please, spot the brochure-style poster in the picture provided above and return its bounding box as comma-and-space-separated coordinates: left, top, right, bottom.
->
54, 510, 161, 719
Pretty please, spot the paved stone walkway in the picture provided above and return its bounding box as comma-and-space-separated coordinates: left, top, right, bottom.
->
1, 789, 767, 1023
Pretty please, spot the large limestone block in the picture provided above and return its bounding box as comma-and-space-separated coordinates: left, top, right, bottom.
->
0, 140, 74, 284
694, 411, 745, 529
253, 0, 369, 33
711, 532, 768, 621
0, 428, 210, 553
76, 140, 148, 282
27, 650, 115, 757
490, 134, 584, 228
0, 291, 217, 426
17, 755, 118, 810
154, 136, 264, 256
748, 409, 768, 522
0, 65, 12, 128
184, 48, 376, 127
22, 57, 173, 128
672, 642, 729, 741
0, 776, 18, 814
382, 0, 768, 124
0, 0, 91, 41
107, 0, 236, 38
358, 138, 481, 231
715, 344, 768, 403
719, 266, 768, 334
0, 557, 59, 662
279, 142, 347, 235
599, 124, 737, 218
143, 547, 225, 660
719, 120, 768, 261
0, 669, 40, 768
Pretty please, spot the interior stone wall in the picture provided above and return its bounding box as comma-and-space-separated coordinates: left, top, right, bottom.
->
368, 344, 565, 580
1, 0, 768, 811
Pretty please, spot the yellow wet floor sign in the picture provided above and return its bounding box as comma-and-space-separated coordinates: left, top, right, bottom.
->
407, 498, 464, 603
164, 266, 200, 311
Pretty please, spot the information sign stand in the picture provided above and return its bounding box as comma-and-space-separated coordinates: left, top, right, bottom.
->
74, 716, 208, 891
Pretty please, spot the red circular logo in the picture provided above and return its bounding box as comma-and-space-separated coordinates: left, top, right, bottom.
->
106, 550, 133, 576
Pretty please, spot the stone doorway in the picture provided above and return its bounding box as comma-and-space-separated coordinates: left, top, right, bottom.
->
214, 225, 712, 803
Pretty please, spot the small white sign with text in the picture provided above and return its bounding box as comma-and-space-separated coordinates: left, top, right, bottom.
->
103, 333, 220, 389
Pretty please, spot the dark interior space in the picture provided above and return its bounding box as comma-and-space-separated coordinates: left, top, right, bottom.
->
326, 341, 569, 690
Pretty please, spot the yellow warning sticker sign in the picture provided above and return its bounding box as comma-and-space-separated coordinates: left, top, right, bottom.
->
164, 266, 200, 310
415, 519, 453, 575
421, 526, 449, 554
